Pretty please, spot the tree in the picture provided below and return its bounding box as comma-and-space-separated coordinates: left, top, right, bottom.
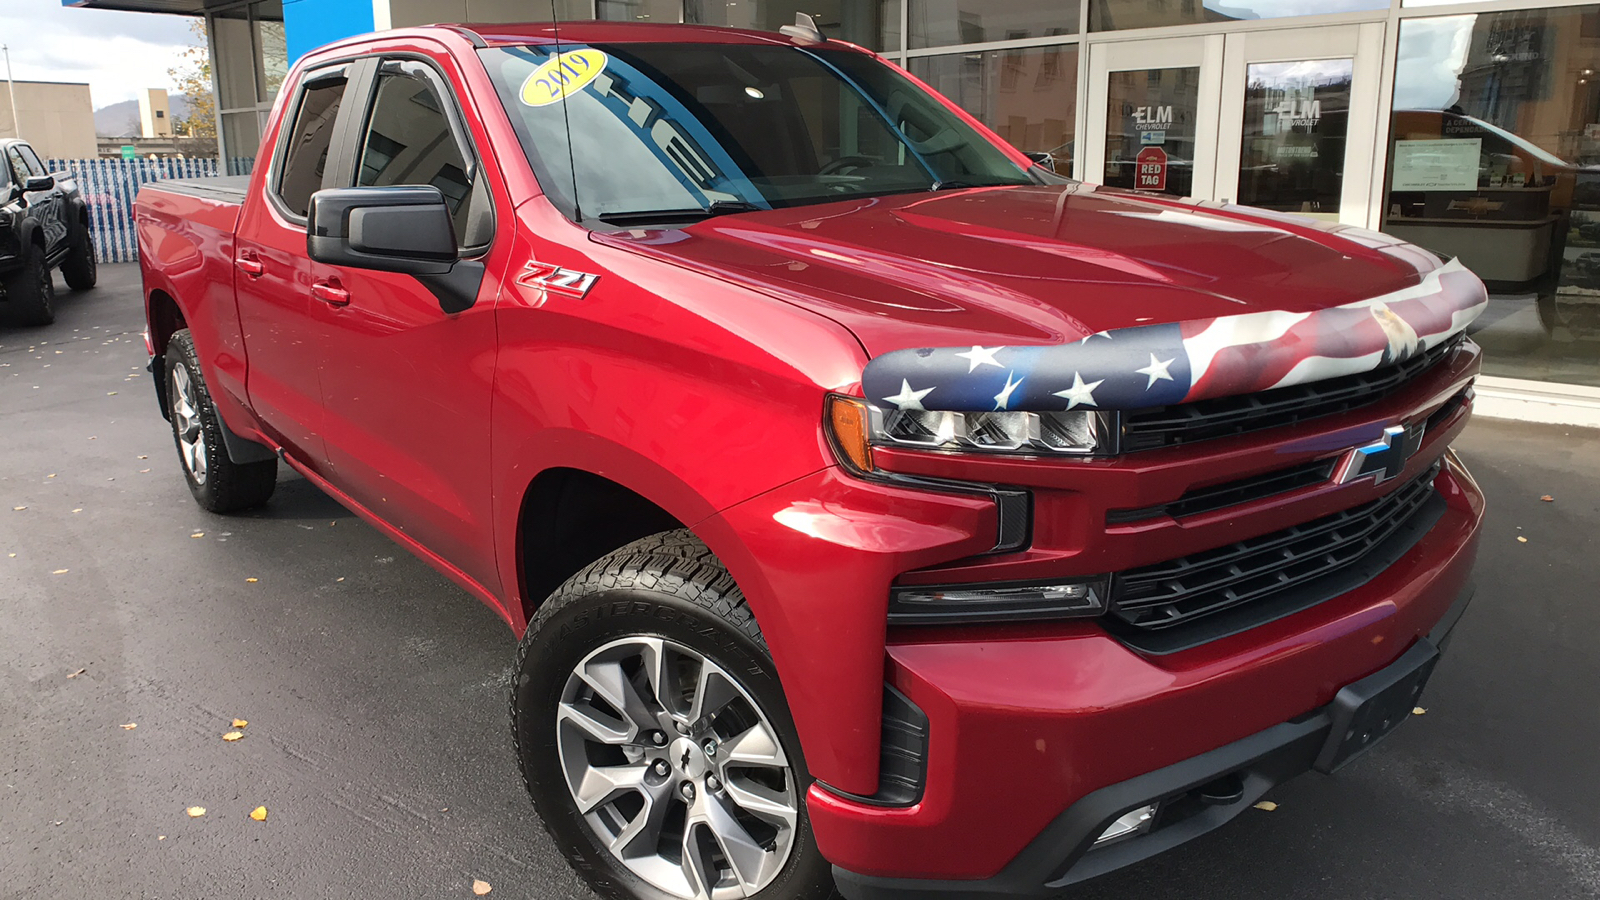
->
170, 19, 215, 142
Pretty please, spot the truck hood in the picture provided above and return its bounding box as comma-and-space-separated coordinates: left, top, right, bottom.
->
594, 183, 1486, 408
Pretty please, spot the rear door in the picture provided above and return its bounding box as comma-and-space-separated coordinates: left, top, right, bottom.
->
310, 54, 505, 592
234, 63, 356, 465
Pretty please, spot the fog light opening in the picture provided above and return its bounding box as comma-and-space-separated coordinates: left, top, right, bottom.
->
1093, 804, 1158, 848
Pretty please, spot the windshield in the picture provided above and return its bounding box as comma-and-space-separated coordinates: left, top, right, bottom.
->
479, 41, 1034, 223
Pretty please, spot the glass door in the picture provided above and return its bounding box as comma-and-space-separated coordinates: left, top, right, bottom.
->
1213, 24, 1386, 225
1083, 25, 1384, 227
1083, 36, 1226, 201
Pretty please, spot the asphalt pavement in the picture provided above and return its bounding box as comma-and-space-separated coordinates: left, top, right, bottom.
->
3, 264, 1598, 899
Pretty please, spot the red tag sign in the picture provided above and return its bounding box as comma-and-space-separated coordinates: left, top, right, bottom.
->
1136, 146, 1168, 192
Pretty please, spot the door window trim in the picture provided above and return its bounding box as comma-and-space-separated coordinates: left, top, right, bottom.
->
347, 53, 496, 256
265, 62, 355, 225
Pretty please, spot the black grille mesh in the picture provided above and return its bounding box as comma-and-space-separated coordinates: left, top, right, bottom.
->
1110, 462, 1443, 630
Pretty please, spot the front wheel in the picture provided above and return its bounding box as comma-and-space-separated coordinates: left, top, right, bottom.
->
165, 329, 278, 513
3, 241, 55, 325
513, 531, 835, 900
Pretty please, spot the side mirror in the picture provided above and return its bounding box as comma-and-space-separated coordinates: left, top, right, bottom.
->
1024, 152, 1058, 174
307, 186, 457, 275
24, 175, 54, 192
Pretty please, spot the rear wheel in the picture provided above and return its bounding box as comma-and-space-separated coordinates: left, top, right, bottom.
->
62, 223, 97, 291
165, 329, 278, 512
513, 531, 835, 900
3, 241, 55, 326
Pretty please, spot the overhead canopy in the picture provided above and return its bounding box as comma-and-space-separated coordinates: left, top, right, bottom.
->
62, 0, 213, 12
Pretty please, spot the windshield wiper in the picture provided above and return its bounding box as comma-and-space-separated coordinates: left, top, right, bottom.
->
930, 179, 1030, 192
596, 200, 763, 226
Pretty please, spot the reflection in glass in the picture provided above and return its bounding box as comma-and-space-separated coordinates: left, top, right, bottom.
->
684, 0, 899, 51
1385, 7, 1600, 387
1238, 59, 1351, 217
1091, 0, 1386, 32
597, 0, 684, 22
908, 0, 1079, 49
212, 8, 255, 111
1102, 68, 1199, 197
221, 111, 261, 172
909, 47, 1078, 170
253, 0, 287, 102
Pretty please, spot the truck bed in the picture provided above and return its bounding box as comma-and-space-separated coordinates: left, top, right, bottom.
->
145, 175, 251, 205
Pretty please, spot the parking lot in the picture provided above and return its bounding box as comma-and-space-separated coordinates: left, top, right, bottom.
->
2, 263, 1598, 899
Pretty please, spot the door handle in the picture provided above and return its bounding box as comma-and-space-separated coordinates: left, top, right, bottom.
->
311, 280, 351, 307
235, 255, 264, 277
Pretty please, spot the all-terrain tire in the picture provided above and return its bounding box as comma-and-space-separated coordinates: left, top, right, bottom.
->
3, 240, 56, 325
512, 529, 837, 900
62, 223, 97, 291
164, 329, 278, 513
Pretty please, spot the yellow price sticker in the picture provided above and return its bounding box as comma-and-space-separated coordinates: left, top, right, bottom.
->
520, 49, 609, 107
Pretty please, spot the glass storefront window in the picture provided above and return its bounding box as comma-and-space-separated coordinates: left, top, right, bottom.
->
1091, 0, 1387, 33
909, 46, 1078, 170
1102, 67, 1199, 197
1385, 7, 1600, 387
683, 0, 899, 51
1237, 59, 1352, 218
907, 0, 1078, 49
596, 0, 684, 22
253, 0, 286, 102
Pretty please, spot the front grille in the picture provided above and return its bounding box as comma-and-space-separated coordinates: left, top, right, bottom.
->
1122, 336, 1464, 452
1110, 462, 1443, 634
1107, 458, 1337, 525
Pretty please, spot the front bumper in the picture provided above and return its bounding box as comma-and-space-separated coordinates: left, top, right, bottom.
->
831, 583, 1473, 900
811, 455, 1484, 892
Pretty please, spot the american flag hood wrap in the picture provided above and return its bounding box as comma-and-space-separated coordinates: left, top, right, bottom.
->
860, 258, 1487, 413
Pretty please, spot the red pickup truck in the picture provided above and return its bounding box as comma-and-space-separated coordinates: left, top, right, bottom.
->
135, 19, 1487, 900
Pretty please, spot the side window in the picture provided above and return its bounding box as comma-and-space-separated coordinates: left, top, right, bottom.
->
275, 67, 349, 218
16, 145, 47, 176
356, 60, 488, 249
6, 148, 31, 184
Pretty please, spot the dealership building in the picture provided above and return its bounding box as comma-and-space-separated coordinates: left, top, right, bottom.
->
66, 0, 1600, 423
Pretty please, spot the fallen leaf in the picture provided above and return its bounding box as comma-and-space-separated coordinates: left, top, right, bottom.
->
107, 392, 117, 396
232, 718, 248, 728
7, 553, 15, 558
67, 668, 86, 678
1252, 801, 1278, 812
71, 509, 82, 514
1540, 495, 1554, 502
249, 806, 267, 822
245, 578, 258, 583
472, 880, 492, 896
1412, 707, 1427, 716
1517, 536, 1528, 543
12, 507, 24, 511
140, 469, 151, 473
121, 723, 137, 730
186, 806, 206, 818
158, 835, 165, 840
47, 473, 56, 478
137, 455, 148, 460
52, 569, 69, 575
190, 533, 204, 539
222, 731, 243, 742
336, 577, 345, 582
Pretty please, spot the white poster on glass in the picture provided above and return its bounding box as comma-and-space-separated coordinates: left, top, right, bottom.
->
1391, 138, 1481, 191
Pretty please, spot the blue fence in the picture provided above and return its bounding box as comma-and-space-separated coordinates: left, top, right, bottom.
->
44, 157, 255, 264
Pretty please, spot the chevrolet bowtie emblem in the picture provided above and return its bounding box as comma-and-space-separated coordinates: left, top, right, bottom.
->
1336, 424, 1425, 486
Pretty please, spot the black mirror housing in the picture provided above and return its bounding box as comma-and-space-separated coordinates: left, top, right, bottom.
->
24, 175, 55, 192
307, 186, 457, 275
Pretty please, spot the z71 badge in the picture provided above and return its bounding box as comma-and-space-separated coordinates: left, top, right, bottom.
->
516, 261, 599, 306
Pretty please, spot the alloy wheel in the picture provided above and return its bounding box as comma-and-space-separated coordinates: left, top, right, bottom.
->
557, 636, 799, 900
170, 362, 208, 484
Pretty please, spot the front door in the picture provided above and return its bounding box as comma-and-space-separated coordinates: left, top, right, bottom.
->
311, 55, 505, 593
1084, 24, 1385, 227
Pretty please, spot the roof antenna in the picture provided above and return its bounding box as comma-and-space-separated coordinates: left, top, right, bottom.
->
780, 13, 827, 45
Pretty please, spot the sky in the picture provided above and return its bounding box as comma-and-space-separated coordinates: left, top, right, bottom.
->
0, 0, 202, 108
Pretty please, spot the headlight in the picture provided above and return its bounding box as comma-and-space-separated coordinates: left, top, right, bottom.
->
889, 577, 1108, 624
825, 395, 1113, 472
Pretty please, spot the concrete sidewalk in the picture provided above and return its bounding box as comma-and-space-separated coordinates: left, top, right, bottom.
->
2, 264, 1597, 899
